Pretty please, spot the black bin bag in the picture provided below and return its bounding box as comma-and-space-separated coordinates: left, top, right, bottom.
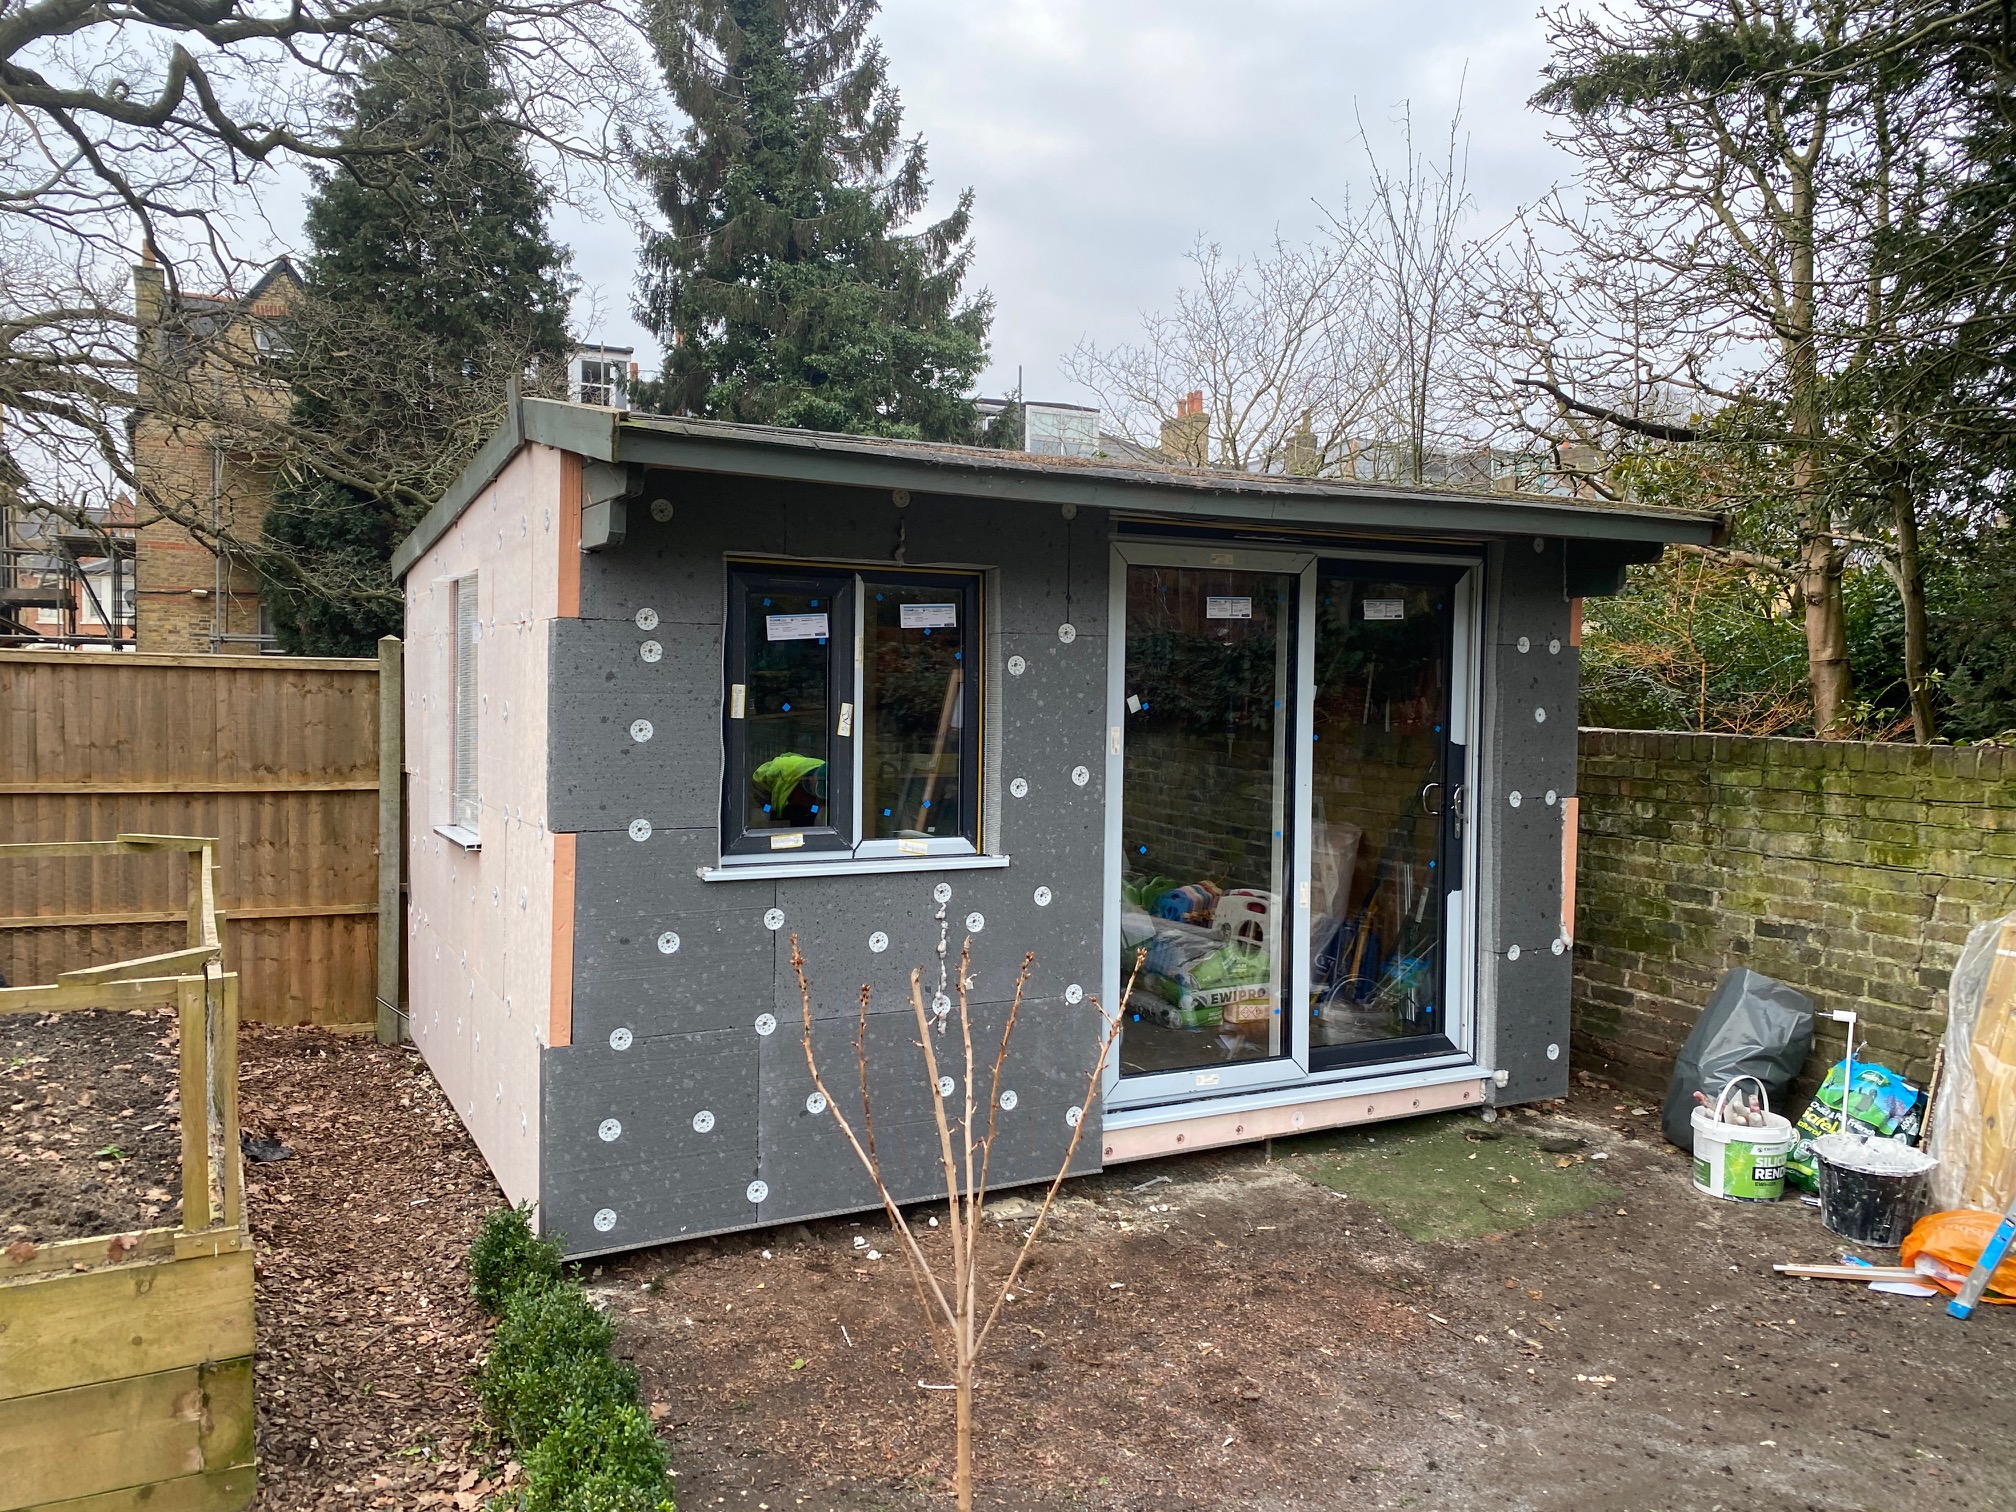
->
1661, 968, 1815, 1150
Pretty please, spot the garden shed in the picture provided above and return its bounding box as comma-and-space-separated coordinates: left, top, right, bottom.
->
388, 397, 1718, 1255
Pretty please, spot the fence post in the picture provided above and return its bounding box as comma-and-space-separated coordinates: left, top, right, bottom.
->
376, 635, 405, 1045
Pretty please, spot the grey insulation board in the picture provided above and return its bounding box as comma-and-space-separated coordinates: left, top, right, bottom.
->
754, 996, 1104, 1226
578, 474, 783, 625
547, 615, 724, 833
571, 825, 776, 1043
539, 1027, 760, 1253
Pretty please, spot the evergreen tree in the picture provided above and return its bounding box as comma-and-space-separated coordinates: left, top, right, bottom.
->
264, 9, 572, 655
634, 0, 990, 439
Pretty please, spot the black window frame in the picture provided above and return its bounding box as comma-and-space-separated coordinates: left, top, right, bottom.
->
720, 562, 984, 863
722, 567, 856, 857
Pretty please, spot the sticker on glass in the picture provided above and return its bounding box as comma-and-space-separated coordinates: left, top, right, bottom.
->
837, 702, 854, 737
1205, 596, 1252, 620
729, 683, 746, 719
897, 837, 928, 855
900, 603, 958, 629
766, 612, 830, 641
1363, 599, 1406, 621
657, 931, 680, 955
770, 831, 805, 850
1126, 693, 1142, 713
635, 607, 659, 631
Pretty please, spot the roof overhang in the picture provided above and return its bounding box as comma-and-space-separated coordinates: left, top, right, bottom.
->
392, 397, 1722, 581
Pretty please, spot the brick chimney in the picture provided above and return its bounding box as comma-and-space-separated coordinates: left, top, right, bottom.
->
1160, 390, 1209, 466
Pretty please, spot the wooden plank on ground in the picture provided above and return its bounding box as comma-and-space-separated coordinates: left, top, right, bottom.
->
0, 1357, 254, 1508
0, 1250, 253, 1398
22, 1464, 255, 1512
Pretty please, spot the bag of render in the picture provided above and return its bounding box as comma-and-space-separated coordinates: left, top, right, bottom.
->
1900, 1208, 2016, 1304
1661, 968, 1815, 1151
1924, 913, 2016, 1213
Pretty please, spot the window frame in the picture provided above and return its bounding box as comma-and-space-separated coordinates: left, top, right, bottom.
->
719, 560, 984, 867
450, 573, 480, 837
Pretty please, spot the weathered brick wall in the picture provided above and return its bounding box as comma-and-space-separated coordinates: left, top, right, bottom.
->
1571, 729, 2016, 1100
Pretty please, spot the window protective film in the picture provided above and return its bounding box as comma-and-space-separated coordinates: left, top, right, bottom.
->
862, 579, 972, 842
1117, 564, 1294, 1077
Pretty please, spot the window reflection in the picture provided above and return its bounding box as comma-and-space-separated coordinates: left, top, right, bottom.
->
743, 587, 832, 833
863, 581, 967, 840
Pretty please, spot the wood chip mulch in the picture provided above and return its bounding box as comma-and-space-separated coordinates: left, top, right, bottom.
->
241, 1025, 511, 1510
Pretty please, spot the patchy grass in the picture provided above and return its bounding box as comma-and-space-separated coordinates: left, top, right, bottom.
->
1278, 1111, 1619, 1242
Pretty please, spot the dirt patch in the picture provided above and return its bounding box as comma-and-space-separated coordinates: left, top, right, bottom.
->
241, 1025, 506, 1510
245, 1035, 2016, 1511
1, 1008, 183, 1244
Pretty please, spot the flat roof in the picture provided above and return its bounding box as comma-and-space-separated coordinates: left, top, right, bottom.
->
392, 397, 1722, 579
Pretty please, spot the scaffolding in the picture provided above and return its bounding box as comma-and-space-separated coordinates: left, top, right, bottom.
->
0, 504, 136, 649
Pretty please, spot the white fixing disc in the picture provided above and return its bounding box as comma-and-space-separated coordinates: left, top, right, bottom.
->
1033, 887, 1052, 907
933, 882, 952, 903
1057, 623, 1077, 644
1546, 1043, 1561, 1061
640, 640, 663, 663
868, 930, 889, 953
658, 931, 681, 954
634, 607, 659, 630
1009, 777, 1029, 798
650, 499, 674, 522
594, 1208, 617, 1232
937, 1075, 955, 1098
598, 1118, 622, 1142
1507, 944, 1522, 961
1071, 765, 1090, 786
746, 1180, 768, 1204
1518, 636, 1531, 653
692, 1109, 715, 1133
1509, 791, 1523, 808
805, 1092, 827, 1115
628, 818, 652, 842
1065, 1106, 1083, 1128
630, 719, 654, 743
609, 1027, 633, 1051
1534, 707, 1548, 723
1064, 983, 1084, 1004
1007, 655, 1027, 676
999, 1090, 1019, 1111
763, 907, 785, 931
965, 912, 986, 933
754, 1013, 777, 1036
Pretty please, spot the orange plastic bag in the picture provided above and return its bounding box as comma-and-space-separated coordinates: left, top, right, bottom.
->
1899, 1210, 2016, 1303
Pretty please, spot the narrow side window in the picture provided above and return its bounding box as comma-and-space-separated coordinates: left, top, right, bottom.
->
451, 574, 479, 832
859, 574, 980, 850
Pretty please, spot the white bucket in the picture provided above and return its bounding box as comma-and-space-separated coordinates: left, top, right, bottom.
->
1691, 1075, 1793, 1202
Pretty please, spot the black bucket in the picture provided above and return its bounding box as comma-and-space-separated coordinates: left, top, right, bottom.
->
1815, 1151, 1933, 1247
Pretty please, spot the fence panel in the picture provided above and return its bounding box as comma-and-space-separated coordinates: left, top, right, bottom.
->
0, 651, 381, 1026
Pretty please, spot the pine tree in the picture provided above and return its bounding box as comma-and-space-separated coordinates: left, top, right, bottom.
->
635, 0, 990, 440
264, 9, 572, 655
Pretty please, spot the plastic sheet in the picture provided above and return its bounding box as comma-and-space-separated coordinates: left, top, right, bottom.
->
1926, 914, 2016, 1212
1661, 968, 1815, 1151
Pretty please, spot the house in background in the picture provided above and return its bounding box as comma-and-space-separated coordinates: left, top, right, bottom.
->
570, 345, 637, 408
129, 253, 300, 654
387, 396, 1716, 1255
0, 497, 136, 649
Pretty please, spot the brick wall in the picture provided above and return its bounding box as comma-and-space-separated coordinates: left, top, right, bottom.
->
1572, 729, 2016, 1100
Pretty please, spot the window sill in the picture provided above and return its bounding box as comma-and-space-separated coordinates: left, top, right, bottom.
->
434, 824, 482, 852
699, 852, 1010, 883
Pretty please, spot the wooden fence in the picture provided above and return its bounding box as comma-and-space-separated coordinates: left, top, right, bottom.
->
0, 650, 387, 1027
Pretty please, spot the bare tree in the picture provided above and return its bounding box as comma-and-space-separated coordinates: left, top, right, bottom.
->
0, 2, 649, 590
789, 916, 1138, 1512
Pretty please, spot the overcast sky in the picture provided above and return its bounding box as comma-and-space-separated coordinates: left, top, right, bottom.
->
560, 0, 1571, 408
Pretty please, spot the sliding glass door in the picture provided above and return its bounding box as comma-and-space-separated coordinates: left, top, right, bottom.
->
1106, 540, 1475, 1109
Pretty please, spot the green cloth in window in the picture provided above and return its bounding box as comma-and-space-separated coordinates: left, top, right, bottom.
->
752, 752, 827, 815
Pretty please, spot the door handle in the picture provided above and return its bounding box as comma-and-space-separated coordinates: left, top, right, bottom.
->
1451, 783, 1468, 838
1419, 781, 1444, 816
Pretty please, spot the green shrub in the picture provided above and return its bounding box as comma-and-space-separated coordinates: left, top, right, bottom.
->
521, 1398, 675, 1512
469, 1201, 565, 1315
478, 1280, 638, 1448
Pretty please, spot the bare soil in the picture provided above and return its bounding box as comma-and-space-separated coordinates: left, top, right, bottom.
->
1, 1008, 183, 1245
238, 1028, 2015, 1511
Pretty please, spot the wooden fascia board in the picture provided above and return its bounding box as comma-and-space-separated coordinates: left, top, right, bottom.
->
613, 427, 1721, 547
389, 399, 527, 580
